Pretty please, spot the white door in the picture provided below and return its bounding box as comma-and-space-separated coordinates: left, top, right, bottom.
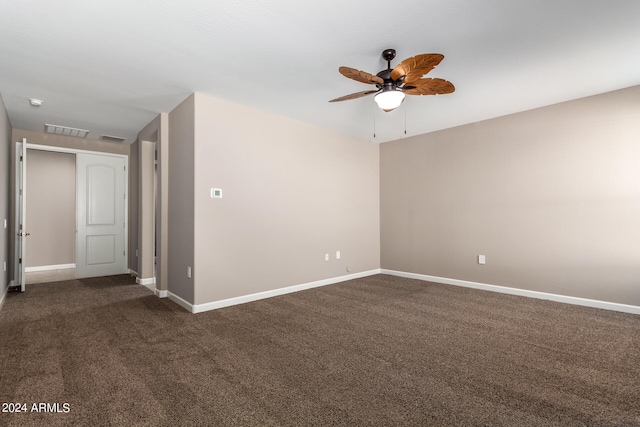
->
76, 153, 127, 278
15, 139, 28, 291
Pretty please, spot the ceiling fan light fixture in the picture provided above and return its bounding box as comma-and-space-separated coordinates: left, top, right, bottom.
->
374, 89, 405, 112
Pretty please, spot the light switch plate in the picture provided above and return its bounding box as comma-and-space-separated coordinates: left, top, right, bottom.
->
211, 188, 222, 198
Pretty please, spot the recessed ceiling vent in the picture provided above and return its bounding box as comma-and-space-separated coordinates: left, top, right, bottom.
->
99, 134, 127, 143
44, 123, 89, 138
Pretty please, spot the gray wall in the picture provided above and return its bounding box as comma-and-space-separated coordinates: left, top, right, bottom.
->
137, 140, 155, 281
25, 149, 75, 267
135, 113, 169, 292
168, 95, 195, 302
381, 85, 640, 306
0, 94, 11, 296
192, 92, 380, 305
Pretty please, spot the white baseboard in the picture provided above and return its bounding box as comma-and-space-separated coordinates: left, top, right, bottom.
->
130, 270, 165, 297
381, 269, 640, 316
169, 269, 382, 314
0, 280, 15, 310
136, 277, 156, 286
167, 291, 193, 312
25, 263, 75, 273
0, 284, 7, 311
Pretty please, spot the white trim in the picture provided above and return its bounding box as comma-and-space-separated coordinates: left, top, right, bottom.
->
25, 263, 75, 273
169, 269, 382, 314
381, 269, 640, 316
136, 277, 156, 286
130, 270, 164, 296
0, 285, 7, 310
0, 281, 15, 310
167, 291, 193, 312
26, 143, 128, 160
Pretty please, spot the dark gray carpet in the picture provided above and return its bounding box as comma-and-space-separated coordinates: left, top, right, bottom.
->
1, 274, 639, 426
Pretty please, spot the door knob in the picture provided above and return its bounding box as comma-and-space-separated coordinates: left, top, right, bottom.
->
18, 232, 30, 237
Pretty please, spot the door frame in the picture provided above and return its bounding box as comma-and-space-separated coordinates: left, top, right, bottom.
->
15, 142, 128, 286
14, 140, 26, 291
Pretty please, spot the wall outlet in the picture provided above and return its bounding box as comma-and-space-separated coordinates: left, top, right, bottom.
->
187, 266, 192, 278
478, 255, 486, 265
324, 254, 329, 261
336, 250, 341, 260
3, 218, 6, 229
3, 261, 5, 272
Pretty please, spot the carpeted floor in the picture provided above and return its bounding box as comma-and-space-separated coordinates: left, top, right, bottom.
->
0, 274, 639, 426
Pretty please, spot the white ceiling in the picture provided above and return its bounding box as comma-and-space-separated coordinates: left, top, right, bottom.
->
1, 0, 639, 144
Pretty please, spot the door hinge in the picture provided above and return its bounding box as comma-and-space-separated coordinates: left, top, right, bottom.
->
19, 258, 22, 264
20, 156, 23, 162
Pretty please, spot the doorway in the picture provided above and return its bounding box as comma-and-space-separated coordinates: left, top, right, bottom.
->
15, 141, 128, 290
23, 149, 76, 284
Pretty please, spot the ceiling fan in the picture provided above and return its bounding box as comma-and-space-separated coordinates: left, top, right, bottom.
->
329, 48, 455, 112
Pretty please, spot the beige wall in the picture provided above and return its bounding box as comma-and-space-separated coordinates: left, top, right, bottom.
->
0, 94, 11, 294
381, 85, 640, 306
25, 149, 75, 268
192, 92, 380, 305
168, 95, 195, 302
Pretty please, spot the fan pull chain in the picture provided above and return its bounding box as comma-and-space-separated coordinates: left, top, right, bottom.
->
404, 99, 407, 135
373, 102, 376, 139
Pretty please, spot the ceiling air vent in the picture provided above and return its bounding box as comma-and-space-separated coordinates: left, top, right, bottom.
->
44, 123, 90, 138
99, 134, 127, 143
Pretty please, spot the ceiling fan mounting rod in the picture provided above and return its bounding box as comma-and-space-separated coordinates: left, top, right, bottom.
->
381, 48, 396, 70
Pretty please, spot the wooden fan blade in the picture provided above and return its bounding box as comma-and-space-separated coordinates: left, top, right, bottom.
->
339, 66, 384, 85
391, 54, 444, 85
329, 90, 378, 102
403, 78, 455, 96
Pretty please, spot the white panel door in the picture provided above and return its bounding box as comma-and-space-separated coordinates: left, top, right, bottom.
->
76, 153, 127, 278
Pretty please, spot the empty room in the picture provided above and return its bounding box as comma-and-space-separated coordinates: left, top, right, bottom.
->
1, 1, 639, 425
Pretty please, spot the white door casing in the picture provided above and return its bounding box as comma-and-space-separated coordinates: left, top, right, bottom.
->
15, 139, 27, 291
76, 153, 127, 278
